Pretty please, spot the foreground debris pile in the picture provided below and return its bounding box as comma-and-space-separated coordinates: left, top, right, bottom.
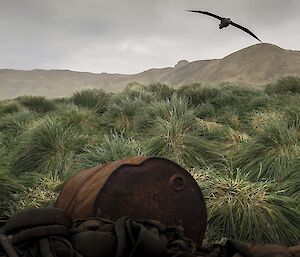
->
55, 156, 208, 244
0, 208, 299, 257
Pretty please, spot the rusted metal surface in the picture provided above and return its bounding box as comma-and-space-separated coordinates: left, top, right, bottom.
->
55, 156, 207, 243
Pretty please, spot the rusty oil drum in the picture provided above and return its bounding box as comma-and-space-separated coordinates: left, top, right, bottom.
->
55, 156, 207, 243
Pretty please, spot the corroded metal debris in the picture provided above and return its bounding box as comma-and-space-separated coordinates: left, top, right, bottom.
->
55, 156, 207, 244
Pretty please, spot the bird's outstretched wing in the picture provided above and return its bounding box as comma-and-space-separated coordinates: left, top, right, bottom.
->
230, 21, 262, 42
186, 10, 223, 21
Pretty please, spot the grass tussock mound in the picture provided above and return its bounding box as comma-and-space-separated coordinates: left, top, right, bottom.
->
17, 95, 56, 113
71, 89, 110, 114
265, 76, 300, 95
10, 117, 88, 178
193, 165, 300, 245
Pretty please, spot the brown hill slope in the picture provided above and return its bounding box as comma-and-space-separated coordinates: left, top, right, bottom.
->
0, 43, 299, 99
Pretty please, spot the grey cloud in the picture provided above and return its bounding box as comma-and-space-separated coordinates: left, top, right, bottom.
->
0, 0, 299, 74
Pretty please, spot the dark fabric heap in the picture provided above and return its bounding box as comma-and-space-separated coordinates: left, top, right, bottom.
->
0, 208, 299, 257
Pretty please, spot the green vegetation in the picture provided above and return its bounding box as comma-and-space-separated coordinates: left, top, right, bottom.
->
0, 109, 38, 142
0, 77, 299, 245
0, 100, 22, 116
71, 88, 110, 114
10, 116, 88, 178
3, 174, 61, 217
265, 76, 300, 95
76, 132, 144, 170
142, 96, 218, 167
193, 165, 300, 245
16, 95, 57, 113
234, 119, 300, 180
0, 170, 22, 214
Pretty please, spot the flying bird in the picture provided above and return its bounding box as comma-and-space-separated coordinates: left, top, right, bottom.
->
186, 10, 262, 42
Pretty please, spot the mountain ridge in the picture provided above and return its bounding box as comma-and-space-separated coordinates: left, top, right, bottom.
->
1, 43, 300, 99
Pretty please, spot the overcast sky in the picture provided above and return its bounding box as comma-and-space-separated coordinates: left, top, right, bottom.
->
0, 0, 299, 74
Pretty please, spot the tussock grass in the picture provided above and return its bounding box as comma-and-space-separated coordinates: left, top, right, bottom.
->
195, 120, 251, 158
208, 85, 269, 125
77, 132, 144, 170
0, 109, 38, 142
245, 94, 271, 111
250, 110, 283, 133
0, 134, 10, 168
121, 82, 154, 102
55, 104, 103, 135
177, 83, 222, 107
196, 119, 223, 134
1, 80, 300, 244
145, 116, 216, 168
0, 170, 22, 215
265, 76, 300, 95
282, 95, 300, 131
234, 119, 300, 180
217, 108, 241, 130
3, 174, 61, 217
0, 100, 22, 116
197, 103, 216, 119
147, 83, 175, 100
217, 128, 251, 156
10, 117, 87, 178
0, 136, 6, 158
102, 96, 148, 134
143, 96, 219, 168
192, 165, 300, 245
138, 95, 196, 131
210, 92, 237, 110
124, 82, 146, 93
17, 95, 56, 113
71, 88, 110, 114
282, 159, 300, 203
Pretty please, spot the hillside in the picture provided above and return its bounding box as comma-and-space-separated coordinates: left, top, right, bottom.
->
0, 43, 300, 99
